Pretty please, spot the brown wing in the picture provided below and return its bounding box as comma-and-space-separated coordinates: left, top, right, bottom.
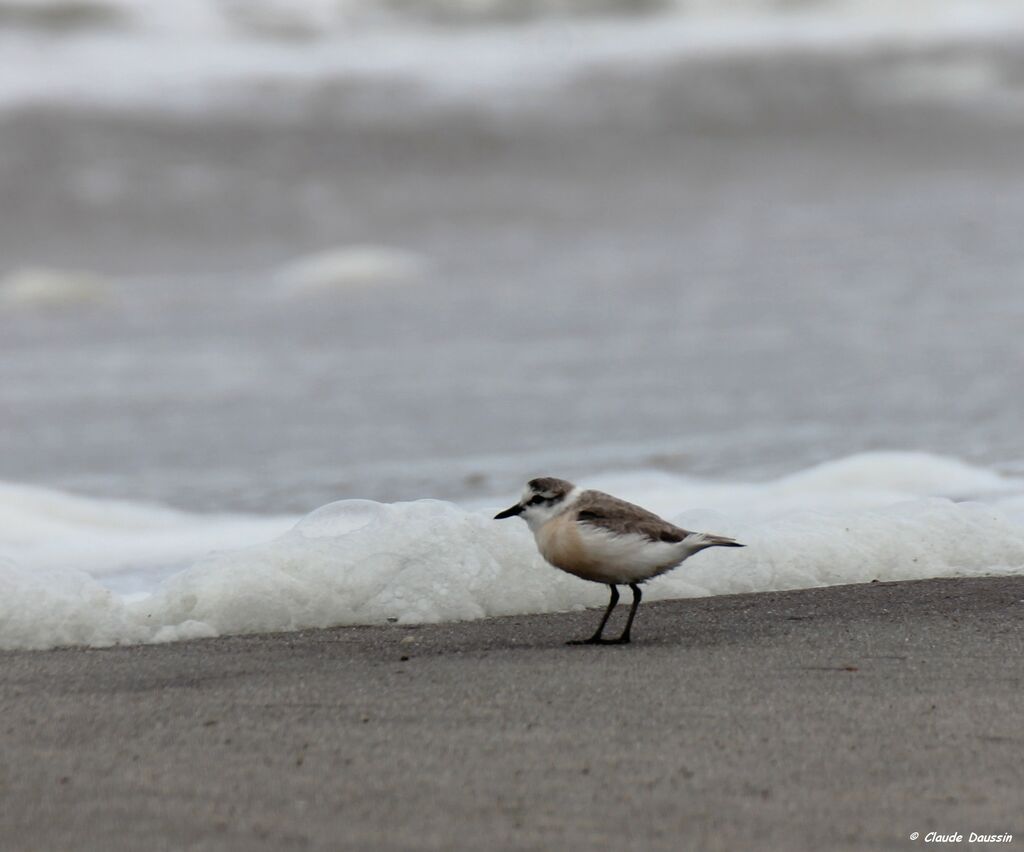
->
573, 490, 691, 544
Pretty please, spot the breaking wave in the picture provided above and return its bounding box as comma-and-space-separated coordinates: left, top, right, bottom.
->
1, 0, 1023, 113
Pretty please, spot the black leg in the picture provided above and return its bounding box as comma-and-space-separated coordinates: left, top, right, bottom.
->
567, 584, 619, 645
614, 583, 643, 644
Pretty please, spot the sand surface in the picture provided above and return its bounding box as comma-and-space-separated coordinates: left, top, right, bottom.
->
2, 576, 1022, 851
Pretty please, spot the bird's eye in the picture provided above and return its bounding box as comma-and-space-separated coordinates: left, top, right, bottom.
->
529, 495, 546, 506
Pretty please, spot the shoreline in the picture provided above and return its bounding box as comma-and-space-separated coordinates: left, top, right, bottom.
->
3, 575, 1023, 850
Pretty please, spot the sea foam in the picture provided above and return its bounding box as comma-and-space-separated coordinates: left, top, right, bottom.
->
274, 245, 425, 296
0, 266, 111, 310
2, 451, 1024, 651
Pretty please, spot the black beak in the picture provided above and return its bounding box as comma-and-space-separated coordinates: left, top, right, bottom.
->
494, 503, 523, 520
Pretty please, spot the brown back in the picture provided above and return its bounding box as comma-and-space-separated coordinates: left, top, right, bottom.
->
571, 490, 691, 543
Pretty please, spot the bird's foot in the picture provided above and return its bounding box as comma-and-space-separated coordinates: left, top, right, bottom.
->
566, 636, 631, 646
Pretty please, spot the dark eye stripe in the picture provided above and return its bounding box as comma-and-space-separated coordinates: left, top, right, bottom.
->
529, 495, 547, 505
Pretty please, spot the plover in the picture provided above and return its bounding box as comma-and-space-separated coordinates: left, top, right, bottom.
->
495, 477, 744, 644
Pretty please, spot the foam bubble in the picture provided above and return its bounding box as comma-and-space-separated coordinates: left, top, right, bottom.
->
274, 245, 425, 296
295, 499, 391, 538
0, 266, 112, 309
2, 451, 1024, 651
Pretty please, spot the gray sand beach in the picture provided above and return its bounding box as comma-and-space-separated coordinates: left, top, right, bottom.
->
3, 576, 1022, 851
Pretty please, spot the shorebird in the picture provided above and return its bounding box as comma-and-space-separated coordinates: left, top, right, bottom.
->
495, 477, 744, 645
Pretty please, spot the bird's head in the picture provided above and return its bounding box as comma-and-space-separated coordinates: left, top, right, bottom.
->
494, 477, 576, 531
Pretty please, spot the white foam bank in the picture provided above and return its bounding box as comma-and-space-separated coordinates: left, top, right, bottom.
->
2, 451, 1024, 651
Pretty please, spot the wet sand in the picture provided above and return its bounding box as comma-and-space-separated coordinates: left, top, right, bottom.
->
2, 575, 1022, 851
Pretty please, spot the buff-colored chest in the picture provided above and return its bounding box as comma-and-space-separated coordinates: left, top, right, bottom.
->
534, 511, 609, 583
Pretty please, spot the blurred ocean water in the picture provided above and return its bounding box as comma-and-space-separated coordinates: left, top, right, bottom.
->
2, 0, 1024, 512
